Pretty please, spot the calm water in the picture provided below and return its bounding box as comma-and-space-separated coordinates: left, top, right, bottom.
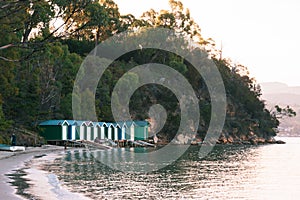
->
36, 137, 300, 199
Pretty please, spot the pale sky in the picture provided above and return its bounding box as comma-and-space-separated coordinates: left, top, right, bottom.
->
114, 0, 300, 86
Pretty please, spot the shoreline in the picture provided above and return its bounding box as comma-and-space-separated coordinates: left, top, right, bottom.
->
0, 145, 89, 200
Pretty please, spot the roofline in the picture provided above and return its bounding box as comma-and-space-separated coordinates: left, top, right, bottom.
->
39, 120, 148, 127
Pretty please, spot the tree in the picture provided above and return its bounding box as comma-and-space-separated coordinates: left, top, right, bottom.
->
141, 0, 206, 45
0, 0, 286, 144
0, 0, 56, 61
62, 0, 133, 47
273, 105, 296, 119
0, 100, 12, 131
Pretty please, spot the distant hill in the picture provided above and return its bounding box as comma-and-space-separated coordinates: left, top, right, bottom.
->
260, 82, 300, 136
260, 82, 300, 105
262, 93, 300, 106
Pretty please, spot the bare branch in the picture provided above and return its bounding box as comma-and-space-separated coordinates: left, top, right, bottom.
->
0, 44, 14, 50
0, 56, 19, 62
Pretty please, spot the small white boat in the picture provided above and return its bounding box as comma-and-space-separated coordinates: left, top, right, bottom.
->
0, 144, 25, 152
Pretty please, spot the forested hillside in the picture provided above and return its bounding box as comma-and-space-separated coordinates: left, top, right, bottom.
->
0, 0, 280, 144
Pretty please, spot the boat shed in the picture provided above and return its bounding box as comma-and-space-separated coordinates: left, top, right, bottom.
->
106, 123, 114, 140
112, 123, 121, 141
124, 121, 135, 140
86, 121, 94, 141
39, 120, 150, 142
98, 122, 107, 140
75, 121, 88, 140
39, 120, 77, 141
134, 121, 149, 140
120, 121, 149, 141
93, 122, 100, 141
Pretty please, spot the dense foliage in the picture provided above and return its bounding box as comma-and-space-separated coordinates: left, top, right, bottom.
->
0, 0, 280, 144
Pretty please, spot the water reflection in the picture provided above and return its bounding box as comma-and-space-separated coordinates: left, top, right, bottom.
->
41, 138, 300, 199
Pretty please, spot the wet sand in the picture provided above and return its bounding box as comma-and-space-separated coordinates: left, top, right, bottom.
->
0, 152, 30, 200
0, 146, 89, 200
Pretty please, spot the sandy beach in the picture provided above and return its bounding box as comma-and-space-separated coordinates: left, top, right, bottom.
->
0, 145, 90, 200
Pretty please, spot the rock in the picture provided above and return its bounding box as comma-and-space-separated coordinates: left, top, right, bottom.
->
276, 140, 286, 144
227, 136, 234, 143
249, 139, 257, 145
257, 137, 266, 144
233, 140, 242, 145
176, 134, 190, 144
218, 136, 228, 144
191, 140, 198, 145
191, 138, 203, 145
240, 135, 247, 141
242, 141, 251, 145
266, 139, 276, 144
248, 131, 255, 136
249, 137, 266, 145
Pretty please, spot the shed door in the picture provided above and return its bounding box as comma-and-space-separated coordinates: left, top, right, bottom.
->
118, 128, 122, 140
67, 125, 72, 140
72, 126, 76, 140
93, 127, 98, 140
75, 126, 80, 140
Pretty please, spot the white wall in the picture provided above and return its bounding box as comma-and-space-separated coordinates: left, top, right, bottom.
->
114, 127, 118, 140
121, 127, 126, 140
62, 125, 67, 140
130, 125, 134, 141
80, 126, 84, 140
